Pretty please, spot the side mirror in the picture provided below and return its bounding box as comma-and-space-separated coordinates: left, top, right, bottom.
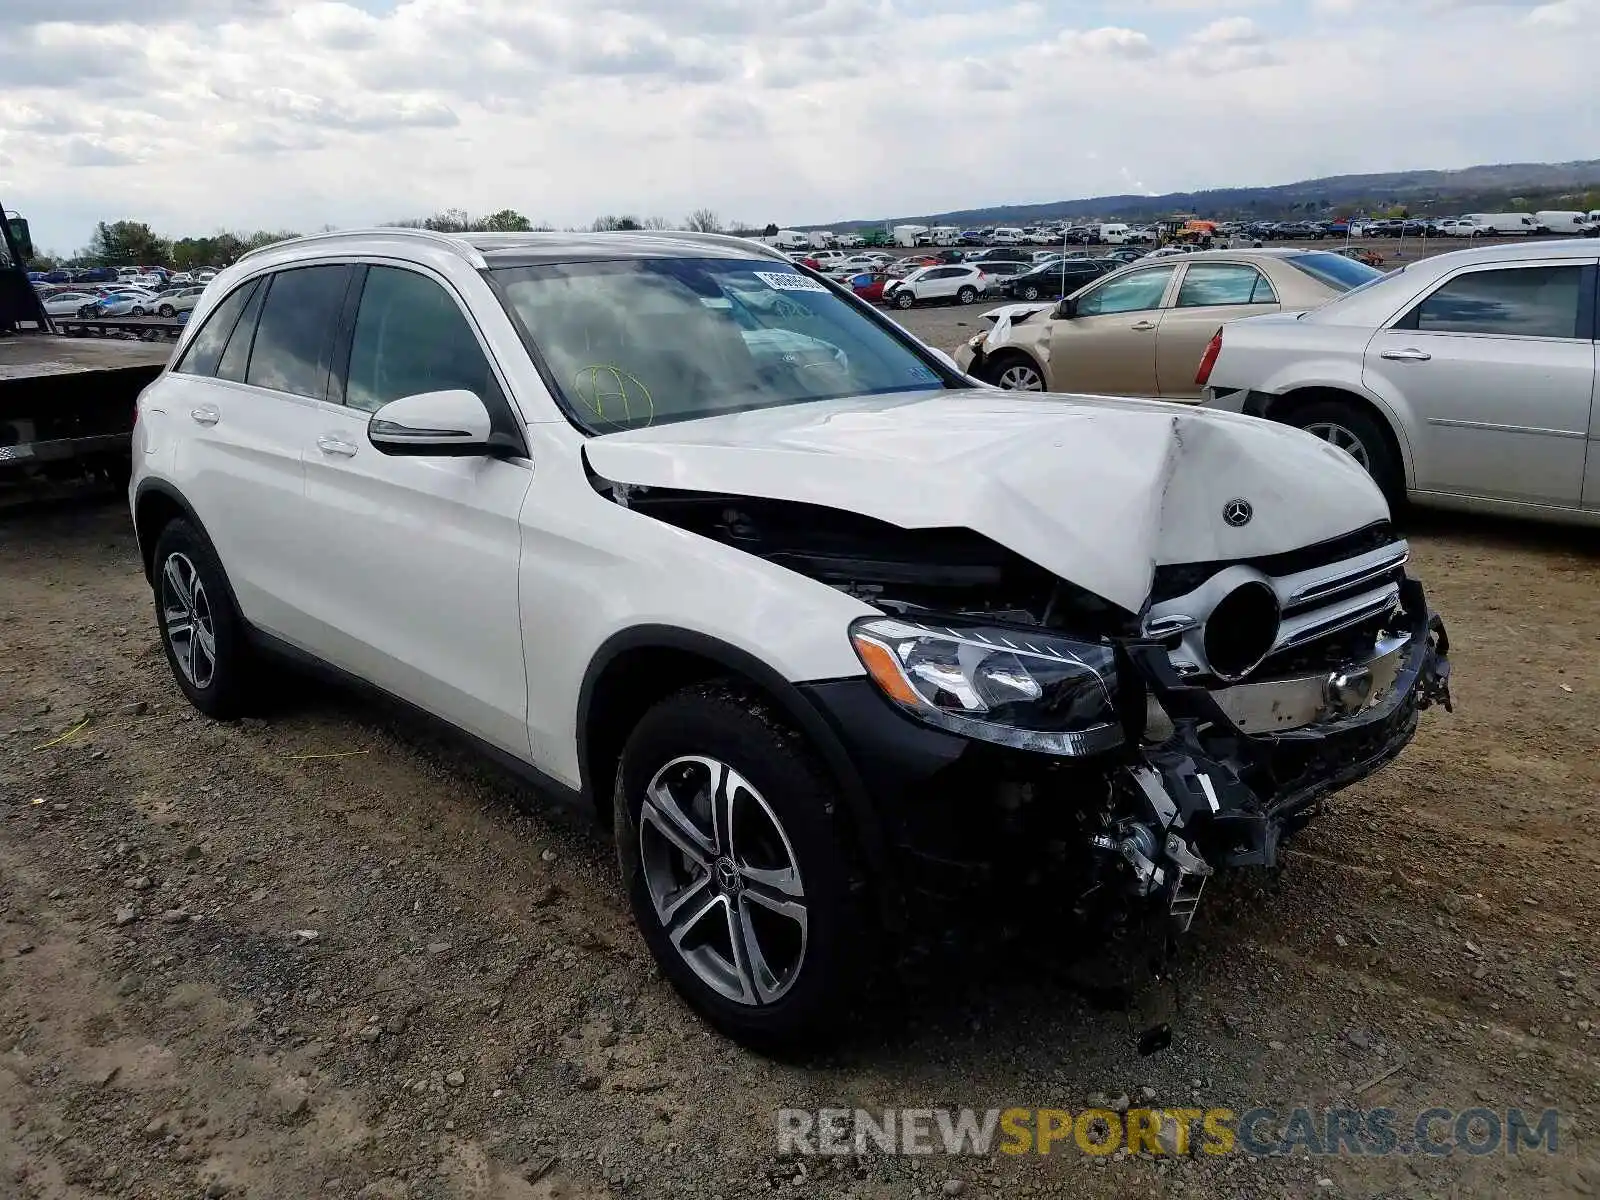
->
1054, 296, 1077, 319
367, 389, 495, 457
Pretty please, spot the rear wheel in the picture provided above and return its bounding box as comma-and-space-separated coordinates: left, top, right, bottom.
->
130, 306, 146, 317
1285, 399, 1402, 504
614, 683, 866, 1050
956, 285, 977, 305
986, 351, 1045, 392
151, 519, 256, 719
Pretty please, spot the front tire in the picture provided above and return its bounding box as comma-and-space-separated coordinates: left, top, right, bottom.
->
986, 351, 1046, 392
157, 304, 176, 318
614, 682, 865, 1050
1020, 284, 1040, 301
130, 306, 146, 317
151, 519, 255, 719
1286, 399, 1402, 505
894, 289, 915, 309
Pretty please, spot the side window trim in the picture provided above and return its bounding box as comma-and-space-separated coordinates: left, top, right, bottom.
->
325, 263, 370, 409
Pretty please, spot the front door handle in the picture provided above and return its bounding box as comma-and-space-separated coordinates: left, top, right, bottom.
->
315, 434, 358, 458
190, 404, 220, 426
1130, 320, 1158, 332
1380, 347, 1432, 362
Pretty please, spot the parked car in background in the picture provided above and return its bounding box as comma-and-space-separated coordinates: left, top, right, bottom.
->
996, 257, 1115, 302
40, 291, 102, 317
883, 264, 988, 308
846, 270, 892, 303
149, 286, 206, 317
956, 248, 1379, 399
1457, 213, 1540, 237
1200, 239, 1600, 521
88, 290, 158, 317
1534, 211, 1592, 234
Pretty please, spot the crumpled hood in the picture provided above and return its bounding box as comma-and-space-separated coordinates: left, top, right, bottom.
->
584, 389, 1388, 614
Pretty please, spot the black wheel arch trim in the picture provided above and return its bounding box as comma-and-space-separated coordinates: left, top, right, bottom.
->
132, 478, 244, 609
577, 625, 887, 871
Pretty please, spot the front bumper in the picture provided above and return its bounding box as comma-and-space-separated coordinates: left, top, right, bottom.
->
801, 576, 1450, 903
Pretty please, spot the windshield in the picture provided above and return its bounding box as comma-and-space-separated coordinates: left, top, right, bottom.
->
1286, 251, 1384, 292
493, 258, 947, 433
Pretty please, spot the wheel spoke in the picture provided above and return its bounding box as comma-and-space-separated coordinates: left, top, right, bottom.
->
740, 883, 808, 930
724, 896, 763, 1005
658, 871, 713, 927
184, 623, 200, 683
711, 766, 748, 860
640, 795, 714, 871
165, 614, 192, 639
738, 862, 804, 899
163, 556, 193, 612
666, 889, 724, 951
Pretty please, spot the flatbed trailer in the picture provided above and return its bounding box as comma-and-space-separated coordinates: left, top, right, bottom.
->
0, 334, 171, 489
51, 314, 187, 341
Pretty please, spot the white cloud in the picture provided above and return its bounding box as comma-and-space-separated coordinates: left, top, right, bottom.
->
4, 0, 1599, 251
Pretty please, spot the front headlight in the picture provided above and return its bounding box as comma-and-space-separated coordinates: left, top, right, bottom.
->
849, 616, 1123, 756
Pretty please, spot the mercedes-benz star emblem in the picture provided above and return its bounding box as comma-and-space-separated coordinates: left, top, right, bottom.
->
1222, 498, 1254, 527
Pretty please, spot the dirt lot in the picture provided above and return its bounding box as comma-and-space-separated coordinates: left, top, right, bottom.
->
1, 489, 1598, 1200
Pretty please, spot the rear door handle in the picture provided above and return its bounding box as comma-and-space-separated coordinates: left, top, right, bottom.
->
315, 434, 358, 458
1130, 321, 1158, 332
1380, 347, 1432, 361
190, 404, 220, 426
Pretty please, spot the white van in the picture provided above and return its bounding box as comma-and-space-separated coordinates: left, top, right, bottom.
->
991, 227, 1025, 245
892, 224, 930, 248
1534, 211, 1592, 234
1458, 213, 1540, 237
1099, 223, 1131, 244
761, 229, 811, 251
807, 230, 836, 249
930, 226, 961, 246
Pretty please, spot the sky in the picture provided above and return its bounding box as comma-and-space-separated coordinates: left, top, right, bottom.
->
2, 0, 1598, 255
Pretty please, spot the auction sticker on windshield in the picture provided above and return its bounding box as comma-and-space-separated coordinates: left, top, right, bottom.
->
753, 270, 829, 293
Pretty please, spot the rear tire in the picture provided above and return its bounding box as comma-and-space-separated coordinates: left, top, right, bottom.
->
956, 286, 977, 305
1284, 399, 1402, 506
130, 306, 146, 317
151, 519, 256, 719
614, 682, 867, 1051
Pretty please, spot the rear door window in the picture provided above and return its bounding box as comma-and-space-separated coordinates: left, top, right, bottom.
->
1175, 263, 1276, 307
173, 279, 260, 378
1404, 266, 1583, 338
245, 265, 353, 399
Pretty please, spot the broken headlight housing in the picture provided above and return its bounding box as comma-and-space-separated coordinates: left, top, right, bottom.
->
849, 616, 1123, 756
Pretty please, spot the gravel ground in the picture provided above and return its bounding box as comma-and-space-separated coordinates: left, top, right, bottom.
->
1, 482, 1598, 1199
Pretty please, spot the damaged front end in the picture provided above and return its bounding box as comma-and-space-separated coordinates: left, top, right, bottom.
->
600, 477, 1451, 938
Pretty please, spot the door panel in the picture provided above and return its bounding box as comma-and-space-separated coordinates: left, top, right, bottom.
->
1045, 265, 1175, 396
1155, 263, 1280, 398
165, 275, 321, 640
301, 413, 534, 754
1366, 330, 1591, 504
296, 263, 534, 755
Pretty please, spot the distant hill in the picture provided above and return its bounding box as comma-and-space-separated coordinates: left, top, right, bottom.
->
819, 160, 1600, 231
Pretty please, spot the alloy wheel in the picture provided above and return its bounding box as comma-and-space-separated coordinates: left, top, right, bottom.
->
997, 363, 1045, 391
160, 552, 218, 689
638, 755, 807, 1007
1303, 421, 1372, 471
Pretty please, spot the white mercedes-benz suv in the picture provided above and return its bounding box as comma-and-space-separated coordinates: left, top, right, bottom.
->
130, 229, 1452, 1047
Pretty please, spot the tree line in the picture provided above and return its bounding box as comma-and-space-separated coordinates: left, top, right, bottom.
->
28, 207, 772, 271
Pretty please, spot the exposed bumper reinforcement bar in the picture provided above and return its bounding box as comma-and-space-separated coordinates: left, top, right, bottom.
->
1105, 577, 1450, 913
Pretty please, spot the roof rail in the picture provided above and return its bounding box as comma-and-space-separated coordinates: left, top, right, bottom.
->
647, 230, 791, 262
235, 227, 486, 268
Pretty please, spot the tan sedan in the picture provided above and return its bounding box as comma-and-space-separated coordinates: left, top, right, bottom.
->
952, 248, 1380, 401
